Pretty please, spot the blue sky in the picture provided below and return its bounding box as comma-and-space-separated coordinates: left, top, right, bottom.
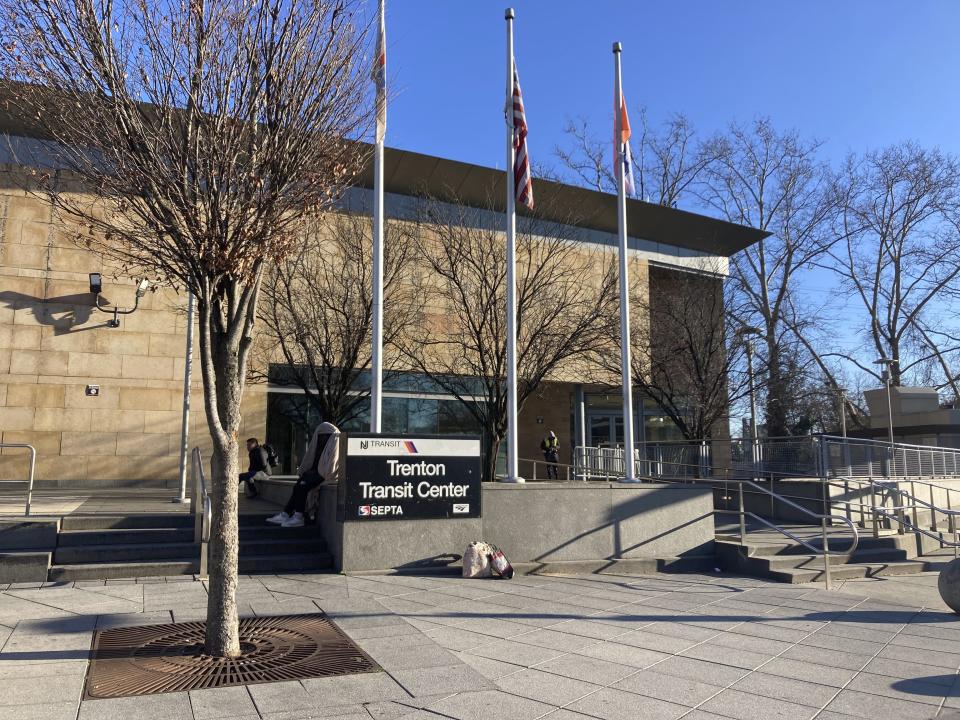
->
384, 1, 960, 175
381, 1, 960, 389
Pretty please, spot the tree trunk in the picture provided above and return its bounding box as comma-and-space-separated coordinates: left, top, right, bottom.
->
198, 309, 244, 658
483, 429, 501, 483
206, 427, 241, 657
765, 343, 789, 437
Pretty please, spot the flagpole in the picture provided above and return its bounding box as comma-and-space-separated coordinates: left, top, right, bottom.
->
614, 42, 638, 482
504, 8, 523, 483
370, 0, 385, 433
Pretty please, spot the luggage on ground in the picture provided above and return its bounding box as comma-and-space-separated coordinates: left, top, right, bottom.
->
462, 541, 493, 578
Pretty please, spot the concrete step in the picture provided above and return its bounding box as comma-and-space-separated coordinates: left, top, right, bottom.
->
57, 528, 195, 547
0, 552, 51, 583
59, 513, 277, 531
238, 553, 334, 574
52, 538, 329, 565
771, 561, 928, 584
717, 532, 916, 559
59, 514, 195, 531
237, 525, 323, 541
47, 552, 334, 581
48, 560, 197, 581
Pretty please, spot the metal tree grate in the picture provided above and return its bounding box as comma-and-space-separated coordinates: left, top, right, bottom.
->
84, 613, 380, 699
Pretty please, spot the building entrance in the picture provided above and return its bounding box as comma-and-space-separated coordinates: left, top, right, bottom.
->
588, 414, 625, 447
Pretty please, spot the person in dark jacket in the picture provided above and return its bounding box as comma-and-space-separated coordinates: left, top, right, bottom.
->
540, 430, 560, 480
239, 438, 270, 499
267, 422, 340, 528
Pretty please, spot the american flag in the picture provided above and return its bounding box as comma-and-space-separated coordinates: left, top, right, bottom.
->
615, 91, 635, 197
371, 0, 386, 144
509, 62, 534, 210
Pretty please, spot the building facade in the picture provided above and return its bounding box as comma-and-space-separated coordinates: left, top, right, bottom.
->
0, 137, 764, 487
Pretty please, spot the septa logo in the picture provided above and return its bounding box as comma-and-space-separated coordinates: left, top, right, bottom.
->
452, 503, 470, 514
358, 505, 371, 517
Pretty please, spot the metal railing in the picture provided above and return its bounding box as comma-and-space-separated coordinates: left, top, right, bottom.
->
536, 452, 857, 590
0, 443, 37, 516
730, 478, 859, 591
575, 435, 960, 482
191, 447, 211, 579
825, 475, 960, 557
517, 457, 577, 482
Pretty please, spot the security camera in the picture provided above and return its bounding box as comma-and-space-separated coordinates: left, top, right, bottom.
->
135, 278, 150, 298
88, 273, 103, 295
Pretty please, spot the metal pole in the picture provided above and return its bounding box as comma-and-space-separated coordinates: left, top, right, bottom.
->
613, 42, 637, 483
370, 0, 386, 433
24, 445, 35, 517
822, 518, 832, 591
747, 340, 759, 477
503, 8, 523, 483
930, 483, 938, 532
175, 290, 194, 504
738, 482, 747, 542
884, 369, 895, 478
576, 384, 586, 480
839, 389, 848, 439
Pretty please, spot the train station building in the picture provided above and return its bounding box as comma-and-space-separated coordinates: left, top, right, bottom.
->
0, 122, 765, 488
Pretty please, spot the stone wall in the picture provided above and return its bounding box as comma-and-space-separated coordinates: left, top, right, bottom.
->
0, 162, 650, 487
0, 167, 268, 486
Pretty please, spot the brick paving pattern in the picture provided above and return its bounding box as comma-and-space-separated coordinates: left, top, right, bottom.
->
0, 571, 958, 719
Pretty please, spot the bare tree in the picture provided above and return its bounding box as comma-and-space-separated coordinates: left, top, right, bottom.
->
825, 144, 960, 391
603, 262, 752, 440
1, 0, 370, 655
698, 118, 837, 437
255, 211, 417, 427
401, 195, 618, 482
554, 110, 717, 207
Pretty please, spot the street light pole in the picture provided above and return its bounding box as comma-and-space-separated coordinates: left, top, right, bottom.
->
874, 358, 898, 478
737, 326, 763, 477
839, 387, 848, 439
746, 339, 758, 457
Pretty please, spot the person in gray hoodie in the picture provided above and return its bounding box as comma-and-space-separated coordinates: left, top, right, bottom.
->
266, 422, 340, 528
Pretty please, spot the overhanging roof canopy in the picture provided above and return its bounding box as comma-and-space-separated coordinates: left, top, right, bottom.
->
356, 146, 769, 257
0, 83, 767, 257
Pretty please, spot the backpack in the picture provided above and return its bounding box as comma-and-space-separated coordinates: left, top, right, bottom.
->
262, 443, 280, 469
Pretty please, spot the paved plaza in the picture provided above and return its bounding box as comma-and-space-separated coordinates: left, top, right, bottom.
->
0, 570, 959, 720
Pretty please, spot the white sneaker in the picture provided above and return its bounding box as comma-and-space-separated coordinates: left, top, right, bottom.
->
281, 512, 305, 528
266, 512, 289, 525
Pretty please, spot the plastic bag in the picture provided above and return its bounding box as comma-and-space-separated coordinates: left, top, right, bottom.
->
489, 545, 514, 580
462, 542, 493, 578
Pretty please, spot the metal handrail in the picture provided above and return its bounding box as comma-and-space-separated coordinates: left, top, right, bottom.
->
191, 447, 211, 578
0, 443, 37, 516
826, 475, 960, 555
517, 457, 576, 482
520, 453, 858, 589
714, 476, 857, 590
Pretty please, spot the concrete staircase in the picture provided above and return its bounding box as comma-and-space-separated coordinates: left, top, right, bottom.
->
715, 530, 945, 583
46, 513, 333, 581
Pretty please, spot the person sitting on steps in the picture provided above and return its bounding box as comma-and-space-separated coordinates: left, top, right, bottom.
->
267, 421, 340, 528
238, 437, 270, 499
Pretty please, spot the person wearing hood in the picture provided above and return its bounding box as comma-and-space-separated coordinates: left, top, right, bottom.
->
540, 430, 560, 480
267, 422, 340, 528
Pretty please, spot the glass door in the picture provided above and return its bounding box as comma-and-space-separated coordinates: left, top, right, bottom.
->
589, 416, 613, 446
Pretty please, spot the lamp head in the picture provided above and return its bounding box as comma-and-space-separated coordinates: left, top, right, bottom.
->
88, 273, 102, 295
135, 278, 151, 298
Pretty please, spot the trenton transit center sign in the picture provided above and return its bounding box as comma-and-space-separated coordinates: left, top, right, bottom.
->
341, 435, 482, 520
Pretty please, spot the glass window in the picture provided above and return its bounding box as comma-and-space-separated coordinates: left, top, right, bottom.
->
438, 400, 481, 435
265, 372, 486, 473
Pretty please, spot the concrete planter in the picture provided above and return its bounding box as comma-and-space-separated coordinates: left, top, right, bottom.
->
939, 557, 960, 614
